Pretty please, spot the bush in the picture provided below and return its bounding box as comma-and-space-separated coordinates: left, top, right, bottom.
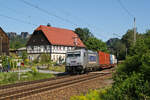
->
29, 67, 38, 76
101, 73, 150, 100
71, 90, 103, 100
99, 36, 150, 100
0, 72, 18, 85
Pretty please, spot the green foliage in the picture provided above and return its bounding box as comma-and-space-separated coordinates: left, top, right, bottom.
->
40, 53, 51, 64
49, 66, 65, 72
71, 90, 102, 100
121, 29, 134, 49
29, 66, 38, 76
21, 51, 27, 61
75, 28, 108, 52
0, 72, 18, 84
2, 56, 8, 68
100, 33, 150, 100
85, 37, 109, 52
0, 72, 54, 85
10, 36, 28, 49
107, 38, 125, 60
74, 28, 94, 43
101, 73, 150, 100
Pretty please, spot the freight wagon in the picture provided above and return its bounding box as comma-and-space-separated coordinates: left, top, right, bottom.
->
65, 49, 117, 74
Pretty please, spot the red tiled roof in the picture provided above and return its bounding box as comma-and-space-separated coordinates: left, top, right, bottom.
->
35, 25, 85, 47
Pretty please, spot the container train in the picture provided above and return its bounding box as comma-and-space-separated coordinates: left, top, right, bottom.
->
65, 49, 117, 74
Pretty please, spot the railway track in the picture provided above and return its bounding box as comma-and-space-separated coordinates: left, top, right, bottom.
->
0, 72, 111, 100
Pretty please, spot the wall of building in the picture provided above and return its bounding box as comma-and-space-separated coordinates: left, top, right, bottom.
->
0, 28, 9, 55
27, 45, 75, 62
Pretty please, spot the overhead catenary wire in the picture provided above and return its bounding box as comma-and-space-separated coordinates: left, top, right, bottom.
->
117, 0, 134, 18
20, 0, 78, 27
117, 0, 137, 44
20, 0, 108, 39
46, 7, 108, 39
1, 0, 108, 40
0, 14, 38, 26
113, 33, 134, 42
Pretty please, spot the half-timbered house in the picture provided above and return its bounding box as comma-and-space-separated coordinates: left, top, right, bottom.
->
0, 27, 9, 55
26, 25, 85, 62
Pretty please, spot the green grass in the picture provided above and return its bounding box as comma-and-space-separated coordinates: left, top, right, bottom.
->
49, 65, 65, 72
0, 72, 55, 86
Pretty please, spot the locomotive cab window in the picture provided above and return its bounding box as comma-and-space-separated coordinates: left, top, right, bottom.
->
74, 54, 80, 57
67, 54, 80, 57
67, 54, 73, 57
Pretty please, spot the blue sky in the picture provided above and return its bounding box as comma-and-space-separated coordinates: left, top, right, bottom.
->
0, 0, 149, 41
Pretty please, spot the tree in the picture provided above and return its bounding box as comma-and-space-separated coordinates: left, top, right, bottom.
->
101, 33, 150, 100
74, 27, 94, 43
85, 37, 108, 52
22, 51, 28, 62
74, 27, 108, 52
121, 29, 135, 49
40, 54, 51, 64
10, 35, 28, 49
107, 38, 126, 60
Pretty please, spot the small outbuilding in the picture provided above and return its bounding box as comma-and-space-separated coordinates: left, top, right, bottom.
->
0, 27, 9, 55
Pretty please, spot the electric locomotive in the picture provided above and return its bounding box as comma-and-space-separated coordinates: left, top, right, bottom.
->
66, 49, 99, 74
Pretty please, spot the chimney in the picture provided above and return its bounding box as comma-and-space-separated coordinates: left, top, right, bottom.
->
47, 23, 51, 27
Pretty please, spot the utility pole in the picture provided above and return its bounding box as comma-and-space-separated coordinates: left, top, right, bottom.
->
134, 17, 136, 45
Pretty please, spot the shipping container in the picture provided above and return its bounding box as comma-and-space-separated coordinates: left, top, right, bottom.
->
98, 51, 111, 69
98, 51, 105, 65
110, 54, 116, 64
110, 54, 113, 64
105, 53, 110, 65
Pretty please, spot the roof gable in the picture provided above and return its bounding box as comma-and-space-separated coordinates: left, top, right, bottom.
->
0, 27, 9, 39
35, 25, 85, 47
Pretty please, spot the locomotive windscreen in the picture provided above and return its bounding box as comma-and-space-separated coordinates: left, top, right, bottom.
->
67, 51, 80, 57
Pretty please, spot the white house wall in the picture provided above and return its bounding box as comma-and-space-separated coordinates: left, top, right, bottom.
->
27, 45, 75, 62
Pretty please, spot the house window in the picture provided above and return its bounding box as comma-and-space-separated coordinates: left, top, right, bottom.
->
34, 46, 38, 50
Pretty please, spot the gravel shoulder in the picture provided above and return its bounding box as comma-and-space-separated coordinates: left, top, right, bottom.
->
20, 73, 113, 100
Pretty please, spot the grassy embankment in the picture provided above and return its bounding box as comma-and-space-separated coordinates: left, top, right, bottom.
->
0, 65, 65, 85
48, 65, 65, 72
0, 71, 54, 86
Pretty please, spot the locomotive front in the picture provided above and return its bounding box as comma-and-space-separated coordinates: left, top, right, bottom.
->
65, 49, 84, 74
